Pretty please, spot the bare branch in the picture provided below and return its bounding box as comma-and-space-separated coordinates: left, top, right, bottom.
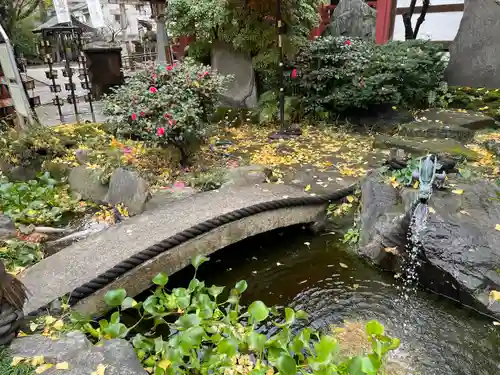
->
412, 0, 430, 39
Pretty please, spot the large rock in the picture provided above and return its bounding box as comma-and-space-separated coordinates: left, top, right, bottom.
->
446, 0, 500, 88
69, 166, 108, 202
211, 41, 257, 108
105, 168, 150, 215
358, 174, 500, 318
326, 0, 376, 39
9, 331, 147, 375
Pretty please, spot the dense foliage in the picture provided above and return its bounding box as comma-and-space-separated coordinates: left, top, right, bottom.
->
0, 172, 85, 225
433, 86, 500, 120
294, 37, 447, 116
167, 0, 319, 86
73, 256, 400, 375
103, 60, 230, 163
0, 239, 43, 274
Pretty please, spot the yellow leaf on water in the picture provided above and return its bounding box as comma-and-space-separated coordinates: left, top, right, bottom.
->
339, 263, 348, 269
346, 195, 354, 203
56, 362, 69, 370
304, 184, 311, 192
52, 320, 64, 330
44, 316, 56, 325
158, 360, 171, 370
489, 290, 500, 304
452, 189, 464, 195
495, 224, 500, 231
11, 357, 24, 366
428, 207, 436, 214
494, 321, 500, 326
31, 355, 45, 366
35, 364, 53, 374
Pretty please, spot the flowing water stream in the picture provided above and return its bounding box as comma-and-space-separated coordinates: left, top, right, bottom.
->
168, 225, 500, 375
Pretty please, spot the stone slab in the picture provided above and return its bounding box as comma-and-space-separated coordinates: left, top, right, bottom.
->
20, 184, 326, 315
415, 109, 497, 130
398, 121, 475, 143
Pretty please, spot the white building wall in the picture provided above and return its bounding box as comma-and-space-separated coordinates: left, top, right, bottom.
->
392, 0, 464, 41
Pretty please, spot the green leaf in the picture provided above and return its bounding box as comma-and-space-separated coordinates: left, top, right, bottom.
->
348, 356, 378, 375
191, 254, 209, 270
121, 297, 138, 310
275, 354, 297, 375
284, 307, 295, 326
217, 338, 237, 356
179, 326, 204, 347
314, 335, 338, 363
103, 322, 128, 338
110, 311, 120, 324
207, 285, 224, 298
248, 301, 269, 322
176, 314, 200, 329
247, 331, 267, 352
188, 278, 201, 293
152, 272, 169, 286
296, 310, 308, 320
235, 280, 248, 294
104, 288, 127, 307
365, 320, 384, 336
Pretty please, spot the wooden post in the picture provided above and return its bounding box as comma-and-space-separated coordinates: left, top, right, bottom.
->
376, 0, 396, 44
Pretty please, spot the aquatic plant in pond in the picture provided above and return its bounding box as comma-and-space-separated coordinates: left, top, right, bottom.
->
72, 256, 400, 375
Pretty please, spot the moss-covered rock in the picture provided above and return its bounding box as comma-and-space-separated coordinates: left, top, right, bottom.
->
373, 135, 480, 161
447, 86, 500, 120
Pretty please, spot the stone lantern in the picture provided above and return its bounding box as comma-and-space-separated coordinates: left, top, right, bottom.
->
139, 0, 173, 65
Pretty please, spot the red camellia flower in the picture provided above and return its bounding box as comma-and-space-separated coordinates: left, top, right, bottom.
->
344, 40, 351, 46
157, 127, 165, 136
290, 69, 297, 79
151, 73, 157, 80
131, 113, 137, 120
167, 65, 173, 71
168, 119, 177, 127
163, 113, 171, 119
149, 87, 158, 93
139, 111, 145, 117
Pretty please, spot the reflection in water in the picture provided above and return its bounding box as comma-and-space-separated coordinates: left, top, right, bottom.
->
170, 225, 500, 375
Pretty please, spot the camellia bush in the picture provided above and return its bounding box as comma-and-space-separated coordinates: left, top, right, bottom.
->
102, 59, 231, 164
294, 36, 447, 115
73, 255, 400, 375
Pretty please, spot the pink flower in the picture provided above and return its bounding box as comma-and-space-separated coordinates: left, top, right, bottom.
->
198, 71, 209, 78
151, 73, 157, 80
173, 181, 185, 188
166, 65, 173, 71
139, 111, 145, 117
344, 40, 351, 46
168, 119, 177, 127
131, 113, 137, 120
290, 69, 297, 79
149, 87, 158, 93
157, 127, 165, 136
123, 147, 132, 154
163, 113, 172, 119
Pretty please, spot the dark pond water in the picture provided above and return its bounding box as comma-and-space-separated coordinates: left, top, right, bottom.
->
168, 225, 500, 375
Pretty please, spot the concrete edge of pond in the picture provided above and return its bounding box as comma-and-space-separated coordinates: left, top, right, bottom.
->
19, 184, 327, 316
74, 204, 326, 316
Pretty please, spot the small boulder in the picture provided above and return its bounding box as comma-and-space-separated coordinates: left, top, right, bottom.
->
0, 214, 16, 241
222, 165, 271, 187
105, 168, 150, 215
10, 331, 148, 375
69, 166, 108, 202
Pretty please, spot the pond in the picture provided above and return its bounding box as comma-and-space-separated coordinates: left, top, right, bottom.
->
168, 225, 500, 375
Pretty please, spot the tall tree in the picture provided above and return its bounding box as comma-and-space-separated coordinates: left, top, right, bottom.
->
0, 0, 42, 38
402, 0, 430, 40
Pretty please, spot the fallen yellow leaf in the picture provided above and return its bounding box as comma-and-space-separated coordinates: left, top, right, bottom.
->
52, 320, 64, 330
91, 363, 107, 375
494, 321, 500, 326
412, 180, 419, 189
31, 355, 45, 366
158, 359, 171, 370
495, 224, 500, 231
56, 362, 69, 370
428, 207, 436, 214
346, 195, 354, 203
383, 247, 399, 255
29, 322, 39, 332
339, 263, 348, 269
35, 364, 54, 374
304, 184, 311, 192
452, 189, 464, 195
11, 357, 24, 366
489, 290, 500, 304
144, 368, 153, 374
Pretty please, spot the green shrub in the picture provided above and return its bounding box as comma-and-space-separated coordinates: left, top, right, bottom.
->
73, 255, 400, 375
294, 36, 446, 115
439, 86, 500, 120
0, 239, 43, 274
254, 90, 303, 124
102, 59, 231, 163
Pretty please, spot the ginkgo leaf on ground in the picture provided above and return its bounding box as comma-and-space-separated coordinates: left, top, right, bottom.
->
31, 355, 45, 366
452, 189, 464, 195
11, 357, 24, 366
56, 362, 70, 370
91, 363, 107, 375
489, 290, 500, 304
35, 364, 54, 374
495, 224, 500, 231
53, 320, 64, 330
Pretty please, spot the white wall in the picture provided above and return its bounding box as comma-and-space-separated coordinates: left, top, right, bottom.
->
392, 0, 464, 41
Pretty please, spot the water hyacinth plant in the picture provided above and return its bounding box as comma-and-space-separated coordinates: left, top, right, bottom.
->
73, 255, 400, 375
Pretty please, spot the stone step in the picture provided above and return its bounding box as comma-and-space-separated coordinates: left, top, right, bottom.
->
373, 135, 480, 161
415, 109, 497, 130
398, 120, 475, 143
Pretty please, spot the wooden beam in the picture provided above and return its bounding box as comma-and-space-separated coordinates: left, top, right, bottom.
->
396, 3, 464, 15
